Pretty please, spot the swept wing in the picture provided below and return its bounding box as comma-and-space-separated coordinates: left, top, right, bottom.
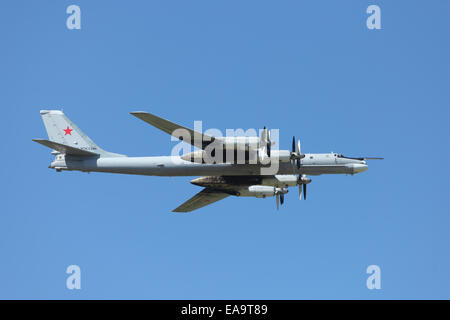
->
131, 112, 215, 149
172, 188, 230, 212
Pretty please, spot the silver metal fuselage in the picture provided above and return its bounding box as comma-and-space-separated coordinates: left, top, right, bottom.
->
50, 153, 368, 176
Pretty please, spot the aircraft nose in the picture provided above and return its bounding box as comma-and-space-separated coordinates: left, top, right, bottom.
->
352, 163, 368, 173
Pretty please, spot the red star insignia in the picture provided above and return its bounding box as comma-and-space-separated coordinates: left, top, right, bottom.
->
64, 126, 73, 135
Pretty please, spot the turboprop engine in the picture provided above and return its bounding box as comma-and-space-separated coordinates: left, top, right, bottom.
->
258, 149, 291, 164
241, 185, 285, 197
238, 186, 288, 209
180, 148, 291, 164
260, 175, 298, 188
181, 149, 259, 164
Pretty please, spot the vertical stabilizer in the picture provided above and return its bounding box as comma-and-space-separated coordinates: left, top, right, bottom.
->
38, 110, 124, 157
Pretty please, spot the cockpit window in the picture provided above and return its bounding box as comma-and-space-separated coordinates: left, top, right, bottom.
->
336, 154, 344, 158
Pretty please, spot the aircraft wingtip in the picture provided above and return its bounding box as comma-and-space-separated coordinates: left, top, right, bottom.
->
40, 110, 64, 115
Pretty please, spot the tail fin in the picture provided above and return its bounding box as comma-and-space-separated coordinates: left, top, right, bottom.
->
36, 110, 124, 157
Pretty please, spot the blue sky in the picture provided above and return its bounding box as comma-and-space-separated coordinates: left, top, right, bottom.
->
0, 0, 449, 299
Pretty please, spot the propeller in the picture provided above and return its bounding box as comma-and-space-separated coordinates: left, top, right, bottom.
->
296, 140, 301, 169
291, 136, 305, 170
298, 174, 311, 200
263, 126, 273, 158
274, 187, 288, 210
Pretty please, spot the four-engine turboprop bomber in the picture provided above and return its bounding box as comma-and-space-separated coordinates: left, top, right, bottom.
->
33, 110, 383, 212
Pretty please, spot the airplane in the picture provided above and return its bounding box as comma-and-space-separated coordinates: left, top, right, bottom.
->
33, 110, 383, 212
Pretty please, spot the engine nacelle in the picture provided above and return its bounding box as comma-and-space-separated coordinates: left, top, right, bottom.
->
181, 149, 259, 164
181, 150, 206, 164
261, 175, 298, 187
248, 185, 276, 197
181, 148, 291, 165
258, 149, 291, 163
220, 136, 261, 150
238, 185, 288, 198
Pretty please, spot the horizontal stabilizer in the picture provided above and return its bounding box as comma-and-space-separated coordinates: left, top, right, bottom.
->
32, 139, 99, 157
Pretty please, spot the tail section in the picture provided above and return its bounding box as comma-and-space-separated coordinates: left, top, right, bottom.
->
32, 139, 100, 157
36, 110, 124, 157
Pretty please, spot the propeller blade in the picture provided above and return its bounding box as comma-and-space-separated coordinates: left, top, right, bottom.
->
292, 136, 296, 153
304, 183, 307, 200
299, 184, 302, 200
276, 193, 280, 210
280, 193, 284, 205
297, 140, 301, 155
296, 158, 300, 169
262, 127, 271, 157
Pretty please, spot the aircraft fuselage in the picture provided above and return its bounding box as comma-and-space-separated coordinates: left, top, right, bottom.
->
50, 153, 368, 176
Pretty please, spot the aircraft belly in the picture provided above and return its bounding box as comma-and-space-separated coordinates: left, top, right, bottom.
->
78, 156, 262, 176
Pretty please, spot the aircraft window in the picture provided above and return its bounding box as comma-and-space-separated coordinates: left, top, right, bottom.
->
310, 156, 313, 159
